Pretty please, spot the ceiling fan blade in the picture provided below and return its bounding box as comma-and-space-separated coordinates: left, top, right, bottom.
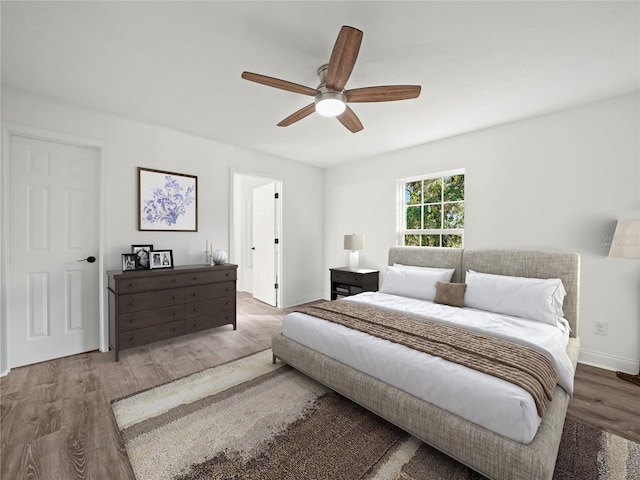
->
326, 26, 363, 91
241, 72, 318, 96
277, 103, 316, 127
345, 85, 422, 103
337, 106, 364, 133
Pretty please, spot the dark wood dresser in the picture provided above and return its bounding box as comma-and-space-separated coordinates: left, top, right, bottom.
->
107, 264, 237, 361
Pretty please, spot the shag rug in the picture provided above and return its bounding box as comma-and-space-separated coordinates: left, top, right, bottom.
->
112, 350, 640, 480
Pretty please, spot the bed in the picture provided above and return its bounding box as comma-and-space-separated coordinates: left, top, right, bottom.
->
271, 247, 580, 480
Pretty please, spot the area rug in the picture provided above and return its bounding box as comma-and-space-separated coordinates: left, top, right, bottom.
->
112, 349, 640, 480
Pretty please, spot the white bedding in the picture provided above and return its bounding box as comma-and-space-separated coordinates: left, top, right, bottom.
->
281, 291, 575, 444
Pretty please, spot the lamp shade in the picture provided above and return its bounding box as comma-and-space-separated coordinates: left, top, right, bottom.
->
344, 234, 364, 251
609, 219, 640, 259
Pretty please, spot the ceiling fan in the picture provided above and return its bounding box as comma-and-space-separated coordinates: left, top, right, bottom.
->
241, 25, 421, 133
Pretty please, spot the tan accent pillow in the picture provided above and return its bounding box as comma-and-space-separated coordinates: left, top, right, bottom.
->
434, 281, 466, 307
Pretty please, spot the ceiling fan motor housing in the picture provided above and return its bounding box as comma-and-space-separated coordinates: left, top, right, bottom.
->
315, 86, 346, 116
314, 64, 346, 116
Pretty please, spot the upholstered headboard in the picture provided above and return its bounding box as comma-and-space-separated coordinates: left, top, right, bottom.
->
388, 247, 580, 337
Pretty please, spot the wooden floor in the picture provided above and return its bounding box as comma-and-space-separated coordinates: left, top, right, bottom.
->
1, 292, 639, 479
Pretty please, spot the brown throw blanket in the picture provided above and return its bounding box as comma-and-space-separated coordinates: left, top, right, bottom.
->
295, 301, 558, 417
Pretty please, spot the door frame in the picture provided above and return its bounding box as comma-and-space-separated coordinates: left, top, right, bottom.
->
1, 123, 107, 376
229, 169, 283, 308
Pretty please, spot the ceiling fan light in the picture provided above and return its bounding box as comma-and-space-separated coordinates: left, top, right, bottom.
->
315, 89, 346, 117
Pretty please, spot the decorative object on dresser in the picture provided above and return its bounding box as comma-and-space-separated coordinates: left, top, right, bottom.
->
330, 267, 378, 301
138, 167, 198, 232
121, 253, 137, 271
107, 264, 237, 361
150, 249, 174, 269
608, 219, 640, 386
211, 249, 229, 265
132, 244, 153, 269
344, 234, 364, 270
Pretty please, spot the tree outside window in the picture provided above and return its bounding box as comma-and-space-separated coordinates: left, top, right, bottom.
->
399, 171, 465, 248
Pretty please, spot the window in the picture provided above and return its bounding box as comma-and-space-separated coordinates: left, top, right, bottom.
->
398, 169, 465, 248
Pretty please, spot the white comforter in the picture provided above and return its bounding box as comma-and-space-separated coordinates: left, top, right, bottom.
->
281, 291, 575, 444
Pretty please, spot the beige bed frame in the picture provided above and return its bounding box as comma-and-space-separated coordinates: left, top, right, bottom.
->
272, 247, 580, 480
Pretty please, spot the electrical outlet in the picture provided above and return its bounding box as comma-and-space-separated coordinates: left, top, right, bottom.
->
594, 321, 608, 336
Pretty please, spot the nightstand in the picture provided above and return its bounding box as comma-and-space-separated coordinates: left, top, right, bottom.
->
330, 267, 379, 300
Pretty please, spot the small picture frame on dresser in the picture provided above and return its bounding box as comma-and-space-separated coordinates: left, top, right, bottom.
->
131, 244, 153, 270
121, 253, 137, 272
150, 249, 174, 269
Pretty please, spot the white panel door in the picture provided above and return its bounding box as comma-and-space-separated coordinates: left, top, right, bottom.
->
8, 135, 100, 367
252, 183, 277, 306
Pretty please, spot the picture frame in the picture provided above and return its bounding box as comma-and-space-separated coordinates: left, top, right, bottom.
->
150, 249, 174, 269
131, 244, 154, 270
138, 167, 198, 232
121, 253, 137, 272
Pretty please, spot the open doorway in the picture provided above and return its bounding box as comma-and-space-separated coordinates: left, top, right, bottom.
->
231, 172, 282, 307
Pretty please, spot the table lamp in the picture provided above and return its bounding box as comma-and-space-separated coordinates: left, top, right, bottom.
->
344, 234, 364, 271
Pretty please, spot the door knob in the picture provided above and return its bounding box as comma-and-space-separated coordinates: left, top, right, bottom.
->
78, 256, 97, 263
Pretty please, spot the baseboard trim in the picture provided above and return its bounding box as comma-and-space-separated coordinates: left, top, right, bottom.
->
578, 348, 639, 374
283, 293, 325, 309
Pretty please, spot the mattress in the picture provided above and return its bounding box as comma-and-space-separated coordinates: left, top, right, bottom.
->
281, 291, 574, 444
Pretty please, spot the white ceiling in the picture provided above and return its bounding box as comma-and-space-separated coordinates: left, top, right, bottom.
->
2, 1, 638, 168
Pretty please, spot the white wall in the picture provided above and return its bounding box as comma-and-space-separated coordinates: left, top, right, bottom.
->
324, 93, 640, 373
1, 88, 324, 308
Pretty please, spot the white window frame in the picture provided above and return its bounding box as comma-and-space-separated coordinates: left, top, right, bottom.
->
397, 168, 465, 248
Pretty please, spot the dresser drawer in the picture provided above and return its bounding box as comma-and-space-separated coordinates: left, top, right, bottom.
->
176, 269, 237, 286
331, 270, 366, 285
184, 297, 235, 319
116, 274, 185, 293
184, 310, 235, 334
185, 281, 235, 302
118, 305, 184, 332
118, 288, 184, 314
118, 320, 184, 349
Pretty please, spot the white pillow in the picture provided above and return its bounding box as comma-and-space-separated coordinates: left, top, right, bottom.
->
393, 263, 456, 278
380, 265, 455, 301
464, 270, 566, 326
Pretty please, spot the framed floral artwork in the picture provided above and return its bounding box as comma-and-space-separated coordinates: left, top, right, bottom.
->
138, 167, 198, 231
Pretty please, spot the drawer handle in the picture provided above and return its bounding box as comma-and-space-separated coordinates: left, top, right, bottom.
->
128, 301, 134, 306
173, 279, 177, 283
172, 328, 176, 332
129, 337, 133, 342
193, 276, 198, 280
128, 282, 135, 287
172, 296, 176, 300
193, 323, 197, 328
226, 273, 230, 277
173, 311, 177, 315
192, 292, 198, 296
225, 287, 229, 292
129, 319, 133, 323
193, 308, 197, 312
